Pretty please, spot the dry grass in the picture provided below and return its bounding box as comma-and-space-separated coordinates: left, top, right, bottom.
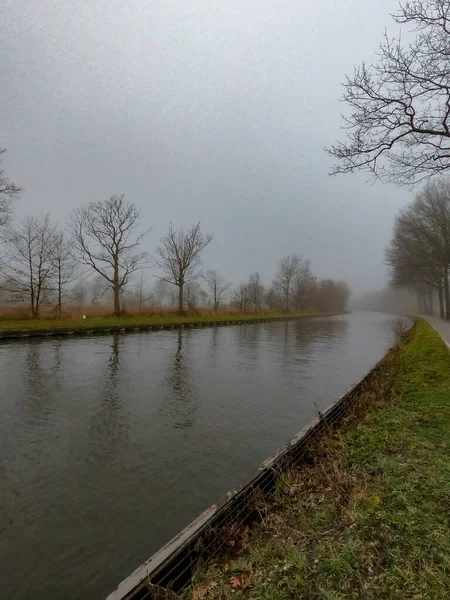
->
0, 307, 338, 332
182, 319, 450, 600
0, 305, 245, 321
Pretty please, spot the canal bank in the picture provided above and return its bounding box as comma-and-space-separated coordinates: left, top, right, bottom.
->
0, 311, 347, 341
114, 318, 450, 600
0, 312, 401, 600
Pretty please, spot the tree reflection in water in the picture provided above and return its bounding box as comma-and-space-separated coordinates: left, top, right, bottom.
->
89, 334, 128, 462
160, 329, 198, 429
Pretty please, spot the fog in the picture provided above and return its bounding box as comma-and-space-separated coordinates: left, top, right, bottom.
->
1, 0, 412, 293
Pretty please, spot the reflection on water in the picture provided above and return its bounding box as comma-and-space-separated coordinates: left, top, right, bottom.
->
0, 312, 403, 600
160, 330, 198, 429
90, 335, 128, 463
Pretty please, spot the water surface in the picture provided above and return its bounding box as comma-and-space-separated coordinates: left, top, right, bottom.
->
0, 311, 401, 599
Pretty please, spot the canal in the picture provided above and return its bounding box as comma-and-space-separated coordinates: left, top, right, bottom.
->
0, 311, 401, 599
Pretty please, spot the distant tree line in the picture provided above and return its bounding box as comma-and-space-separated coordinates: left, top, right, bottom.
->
0, 148, 350, 318
386, 180, 450, 319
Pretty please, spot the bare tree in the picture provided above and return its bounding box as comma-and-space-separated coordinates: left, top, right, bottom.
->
69, 195, 148, 316
231, 283, 249, 312
153, 279, 170, 307
315, 280, 350, 313
328, 1, 450, 185
155, 223, 212, 314
386, 179, 450, 318
0, 148, 21, 227
50, 230, 77, 318
204, 269, 231, 311
272, 255, 301, 311
135, 270, 146, 313
247, 271, 264, 312
1, 214, 56, 317
386, 215, 443, 315
186, 280, 203, 310
292, 259, 315, 311
71, 280, 88, 308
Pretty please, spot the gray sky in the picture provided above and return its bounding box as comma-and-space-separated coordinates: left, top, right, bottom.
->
1, 0, 411, 294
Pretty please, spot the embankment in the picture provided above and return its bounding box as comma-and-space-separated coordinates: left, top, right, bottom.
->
0, 311, 347, 341
181, 318, 450, 600
109, 318, 450, 600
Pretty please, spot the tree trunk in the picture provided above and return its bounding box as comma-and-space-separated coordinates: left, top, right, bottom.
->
444, 267, 450, 320
57, 263, 62, 319
438, 281, 445, 318
113, 256, 121, 317
428, 287, 434, 316
417, 290, 424, 314
423, 289, 430, 315
113, 286, 121, 316
178, 282, 184, 314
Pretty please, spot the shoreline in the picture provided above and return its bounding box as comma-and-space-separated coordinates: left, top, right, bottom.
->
0, 311, 348, 341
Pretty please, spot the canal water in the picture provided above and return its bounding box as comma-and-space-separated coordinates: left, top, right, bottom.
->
0, 311, 402, 600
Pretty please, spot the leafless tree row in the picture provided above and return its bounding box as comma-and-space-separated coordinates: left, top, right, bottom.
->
0, 147, 350, 318
386, 179, 450, 318
230, 261, 349, 314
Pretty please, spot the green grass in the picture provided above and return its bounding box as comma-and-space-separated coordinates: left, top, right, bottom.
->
0, 311, 340, 332
184, 319, 450, 600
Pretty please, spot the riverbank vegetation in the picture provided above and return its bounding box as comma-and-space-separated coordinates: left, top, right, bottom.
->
183, 319, 450, 599
0, 309, 344, 332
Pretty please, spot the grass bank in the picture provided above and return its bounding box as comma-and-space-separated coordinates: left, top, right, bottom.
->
0, 310, 342, 333
185, 319, 450, 600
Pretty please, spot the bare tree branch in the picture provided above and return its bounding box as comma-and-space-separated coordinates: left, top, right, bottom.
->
0, 147, 22, 227
1, 214, 56, 317
327, 1, 450, 185
154, 223, 212, 314
203, 269, 231, 311
68, 194, 149, 316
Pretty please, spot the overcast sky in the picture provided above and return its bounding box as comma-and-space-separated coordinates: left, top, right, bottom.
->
1, 0, 412, 294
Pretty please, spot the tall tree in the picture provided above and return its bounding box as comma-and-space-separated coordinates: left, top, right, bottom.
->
386, 180, 450, 318
231, 283, 249, 313
69, 194, 148, 316
292, 259, 314, 311
247, 271, 264, 312
328, 1, 450, 185
0, 148, 21, 227
1, 214, 56, 318
50, 230, 77, 318
155, 223, 212, 314
273, 255, 301, 311
204, 269, 231, 311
